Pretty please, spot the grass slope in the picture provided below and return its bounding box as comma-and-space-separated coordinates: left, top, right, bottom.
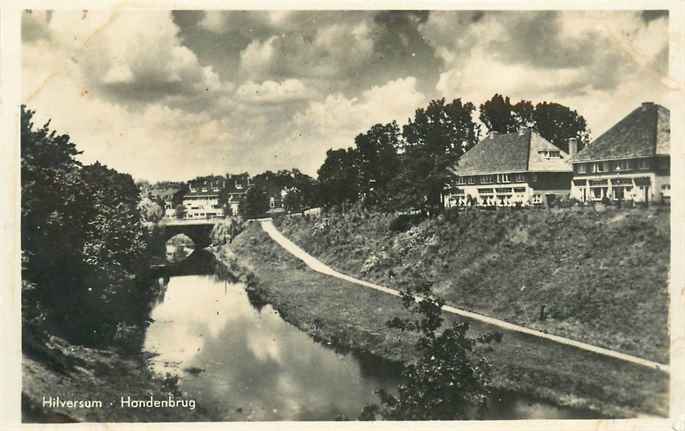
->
227, 223, 668, 417
276, 207, 670, 364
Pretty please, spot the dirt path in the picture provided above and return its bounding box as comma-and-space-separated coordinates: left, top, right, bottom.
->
259, 219, 669, 374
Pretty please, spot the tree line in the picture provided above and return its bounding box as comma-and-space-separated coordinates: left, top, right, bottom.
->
145, 93, 590, 220
316, 94, 590, 215
21, 105, 161, 350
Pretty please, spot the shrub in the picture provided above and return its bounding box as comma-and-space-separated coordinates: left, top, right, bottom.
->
210, 216, 245, 246
361, 274, 494, 420
389, 213, 426, 232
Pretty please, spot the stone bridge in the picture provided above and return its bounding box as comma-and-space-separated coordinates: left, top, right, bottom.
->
158, 218, 221, 248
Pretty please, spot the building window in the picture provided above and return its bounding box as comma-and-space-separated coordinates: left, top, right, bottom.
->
539, 150, 561, 159
498, 174, 511, 183
512, 173, 527, 183
467, 176, 476, 185
596, 162, 609, 173
614, 160, 632, 171
638, 159, 650, 170
576, 164, 587, 174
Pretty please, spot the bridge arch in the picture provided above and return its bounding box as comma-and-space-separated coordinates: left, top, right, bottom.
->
159, 219, 217, 249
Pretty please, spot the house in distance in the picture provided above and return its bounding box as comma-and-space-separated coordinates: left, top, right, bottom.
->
447, 128, 574, 207
570, 102, 670, 204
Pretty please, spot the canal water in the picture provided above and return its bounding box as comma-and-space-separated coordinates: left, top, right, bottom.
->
143, 248, 599, 421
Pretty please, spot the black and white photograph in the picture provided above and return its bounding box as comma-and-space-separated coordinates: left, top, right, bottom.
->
5, 4, 681, 426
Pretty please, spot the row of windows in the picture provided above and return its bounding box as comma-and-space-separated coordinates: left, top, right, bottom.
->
455, 173, 528, 185
575, 159, 651, 174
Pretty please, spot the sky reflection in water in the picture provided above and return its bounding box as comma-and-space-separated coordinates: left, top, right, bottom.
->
144, 274, 400, 420
144, 254, 602, 421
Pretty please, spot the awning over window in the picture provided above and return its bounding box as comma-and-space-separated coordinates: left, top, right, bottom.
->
611, 178, 633, 185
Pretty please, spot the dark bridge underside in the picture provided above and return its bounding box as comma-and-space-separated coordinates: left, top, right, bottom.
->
162, 223, 214, 249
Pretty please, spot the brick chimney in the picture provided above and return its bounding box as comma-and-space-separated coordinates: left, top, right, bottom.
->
568, 137, 578, 158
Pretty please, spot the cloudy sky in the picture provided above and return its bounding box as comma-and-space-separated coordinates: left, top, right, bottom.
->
22, 10, 671, 181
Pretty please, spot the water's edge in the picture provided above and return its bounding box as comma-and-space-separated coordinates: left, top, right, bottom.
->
208, 244, 607, 420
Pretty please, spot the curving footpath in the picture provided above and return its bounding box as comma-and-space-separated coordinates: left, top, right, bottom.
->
259, 219, 669, 374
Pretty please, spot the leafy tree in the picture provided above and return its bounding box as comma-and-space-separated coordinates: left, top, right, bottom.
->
174, 204, 185, 219
239, 185, 270, 218
21, 105, 154, 348
172, 185, 189, 207
398, 98, 480, 214
317, 148, 360, 209
290, 169, 320, 210
354, 122, 402, 202
479, 94, 536, 134
244, 169, 319, 214
513, 100, 535, 126
210, 216, 245, 246
533, 102, 590, 153
479, 95, 590, 153
361, 271, 495, 420
479, 94, 519, 134
21, 106, 90, 326
283, 187, 305, 213
139, 197, 164, 223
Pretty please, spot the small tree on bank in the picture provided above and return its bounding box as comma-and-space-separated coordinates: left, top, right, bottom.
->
361, 272, 496, 420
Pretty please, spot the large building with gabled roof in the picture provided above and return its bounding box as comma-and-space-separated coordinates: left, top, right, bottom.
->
447, 128, 574, 207
570, 102, 670, 203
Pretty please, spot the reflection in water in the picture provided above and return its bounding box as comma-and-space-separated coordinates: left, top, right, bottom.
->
144, 254, 600, 421
144, 273, 401, 420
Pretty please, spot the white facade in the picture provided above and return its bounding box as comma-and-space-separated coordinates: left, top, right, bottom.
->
182, 193, 224, 219
570, 157, 670, 204
446, 182, 533, 208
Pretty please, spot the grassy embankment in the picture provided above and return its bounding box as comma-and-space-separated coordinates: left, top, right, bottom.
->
276, 207, 670, 364
225, 214, 669, 418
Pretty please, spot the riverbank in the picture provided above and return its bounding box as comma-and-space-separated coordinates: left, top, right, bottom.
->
222, 222, 668, 418
22, 329, 214, 422
276, 208, 670, 364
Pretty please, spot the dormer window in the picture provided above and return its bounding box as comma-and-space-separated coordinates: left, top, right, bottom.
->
539, 150, 561, 159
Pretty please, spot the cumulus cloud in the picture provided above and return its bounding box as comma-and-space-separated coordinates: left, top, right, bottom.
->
22, 10, 671, 181
22, 10, 237, 180
279, 77, 427, 174
235, 79, 317, 104
238, 19, 375, 80
199, 10, 297, 34
422, 10, 670, 136
24, 10, 233, 106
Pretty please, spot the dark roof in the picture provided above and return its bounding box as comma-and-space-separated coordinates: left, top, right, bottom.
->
451, 129, 571, 176
573, 102, 670, 162
452, 130, 531, 176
